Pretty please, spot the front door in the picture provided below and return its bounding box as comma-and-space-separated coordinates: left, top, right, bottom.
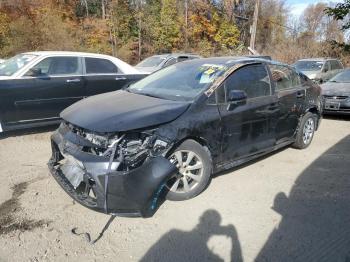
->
3, 56, 85, 125
216, 63, 279, 164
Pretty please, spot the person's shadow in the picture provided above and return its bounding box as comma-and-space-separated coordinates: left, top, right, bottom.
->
141, 209, 243, 262
256, 135, 350, 262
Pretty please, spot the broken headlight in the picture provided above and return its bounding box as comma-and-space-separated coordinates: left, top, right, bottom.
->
110, 132, 171, 171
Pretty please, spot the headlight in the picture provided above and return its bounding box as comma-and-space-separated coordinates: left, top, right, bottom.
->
153, 139, 169, 154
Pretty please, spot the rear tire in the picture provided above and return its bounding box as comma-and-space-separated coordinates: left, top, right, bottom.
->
292, 112, 317, 149
166, 140, 212, 201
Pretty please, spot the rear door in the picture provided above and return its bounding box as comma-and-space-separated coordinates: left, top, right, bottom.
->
3, 56, 85, 124
83, 57, 142, 97
217, 63, 279, 163
268, 64, 305, 142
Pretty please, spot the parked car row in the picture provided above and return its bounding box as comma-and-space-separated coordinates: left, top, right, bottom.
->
0, 51, 346, 218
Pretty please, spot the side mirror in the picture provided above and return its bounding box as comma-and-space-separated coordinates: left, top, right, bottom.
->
27, 68, 43, 77
227, 90, 247, 111
323, 67, 328, 73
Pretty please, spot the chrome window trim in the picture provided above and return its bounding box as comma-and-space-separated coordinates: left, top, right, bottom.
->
19, 74, 85, 79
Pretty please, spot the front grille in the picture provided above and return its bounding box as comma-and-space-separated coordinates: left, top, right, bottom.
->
323, 95, 349, 100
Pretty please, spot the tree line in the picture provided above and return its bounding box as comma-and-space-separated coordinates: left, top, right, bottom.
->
0, 0, 348, 65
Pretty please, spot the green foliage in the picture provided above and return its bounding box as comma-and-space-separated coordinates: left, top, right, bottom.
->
326, 0, 350, 30
214, 18, 240, 49
156, 0, 181, 51
0, 0, 243, 61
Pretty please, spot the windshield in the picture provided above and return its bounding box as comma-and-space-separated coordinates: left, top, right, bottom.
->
329, 70, 350, 83
136, 56, 166, 67
0, 54, 38, 76
294, 61, 324, 71
128, 61, 230, 101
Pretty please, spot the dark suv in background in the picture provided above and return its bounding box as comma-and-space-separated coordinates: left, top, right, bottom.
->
49, 57, 322, 217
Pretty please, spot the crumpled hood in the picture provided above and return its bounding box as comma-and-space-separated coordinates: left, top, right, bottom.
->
61, 90, 190, 133
321, 82, 350, 97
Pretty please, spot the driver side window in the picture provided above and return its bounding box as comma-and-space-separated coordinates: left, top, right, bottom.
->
216, 64, 271, 103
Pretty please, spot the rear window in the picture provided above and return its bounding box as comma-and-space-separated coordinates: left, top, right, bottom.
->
85, 58, 118, 74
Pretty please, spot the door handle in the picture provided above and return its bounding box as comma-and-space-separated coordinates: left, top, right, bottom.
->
115, 77, 127, 81
66, 78, 81, 83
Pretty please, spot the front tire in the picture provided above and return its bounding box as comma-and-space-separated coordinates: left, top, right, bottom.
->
292, 112, 317, 149
166, 140, 212, 201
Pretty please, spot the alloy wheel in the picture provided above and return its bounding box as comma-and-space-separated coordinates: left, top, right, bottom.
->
167, 150, 204, 194
302, 117, 315, 145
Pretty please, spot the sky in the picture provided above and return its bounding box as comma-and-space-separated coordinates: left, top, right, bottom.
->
287, 0, 341, 17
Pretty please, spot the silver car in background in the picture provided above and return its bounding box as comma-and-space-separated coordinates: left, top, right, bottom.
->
294, 58, 343, 83
135, 53, 201, 73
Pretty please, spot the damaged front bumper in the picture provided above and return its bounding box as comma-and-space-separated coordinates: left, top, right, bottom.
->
48, 125, 177, 218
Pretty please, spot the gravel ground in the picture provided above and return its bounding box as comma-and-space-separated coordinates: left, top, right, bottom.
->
0, 116, 349, 262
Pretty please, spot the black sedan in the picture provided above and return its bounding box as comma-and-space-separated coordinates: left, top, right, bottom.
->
321, 69, 350, 115
0, 51, 146, 132
48, 57, 322, 217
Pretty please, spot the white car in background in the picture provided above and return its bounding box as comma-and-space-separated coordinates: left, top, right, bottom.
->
0, 51, 147, 132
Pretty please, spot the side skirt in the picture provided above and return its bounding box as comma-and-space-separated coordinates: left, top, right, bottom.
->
215, 140, 294, 173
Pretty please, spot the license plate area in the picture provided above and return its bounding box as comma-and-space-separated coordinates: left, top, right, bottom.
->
325, 100, 340, 110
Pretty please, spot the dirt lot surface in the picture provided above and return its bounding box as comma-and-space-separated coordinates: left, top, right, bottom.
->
0, 117, 349, 262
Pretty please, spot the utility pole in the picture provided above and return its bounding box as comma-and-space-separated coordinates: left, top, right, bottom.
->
185, 0, 188, 51
249, 0, 260, 54
102, 0, 106, 19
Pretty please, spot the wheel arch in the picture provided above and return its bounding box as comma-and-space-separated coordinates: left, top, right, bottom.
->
304, 106, 321, 130
166, 136, 213, 161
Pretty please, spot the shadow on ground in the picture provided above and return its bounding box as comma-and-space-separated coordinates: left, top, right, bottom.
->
141, 209, 243, 262
256, 135, 350, 262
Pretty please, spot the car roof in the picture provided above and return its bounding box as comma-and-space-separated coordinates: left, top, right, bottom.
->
23, 51, 117, 59
181, 56, 285, 66
297, 58, 339, 62
150, 53, 201, 59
